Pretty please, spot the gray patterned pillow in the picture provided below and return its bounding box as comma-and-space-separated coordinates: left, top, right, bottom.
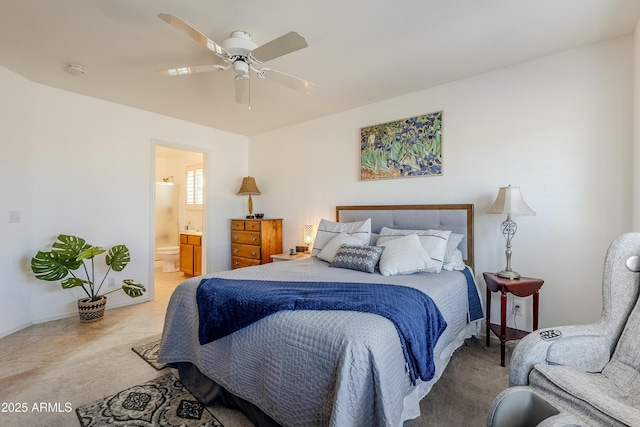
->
329, 244, 384, 273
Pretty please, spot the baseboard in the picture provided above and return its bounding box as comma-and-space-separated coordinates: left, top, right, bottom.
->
0, 297, 151, 338
0, 320, 35, 339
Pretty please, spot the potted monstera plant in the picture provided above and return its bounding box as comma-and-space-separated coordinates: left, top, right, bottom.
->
31, 234, 146, 322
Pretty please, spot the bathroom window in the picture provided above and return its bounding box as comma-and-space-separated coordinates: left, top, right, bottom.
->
186, 164, 203, 208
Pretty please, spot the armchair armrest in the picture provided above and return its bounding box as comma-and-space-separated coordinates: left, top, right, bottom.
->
546, 335, 609, 372
509, 325, 603, 386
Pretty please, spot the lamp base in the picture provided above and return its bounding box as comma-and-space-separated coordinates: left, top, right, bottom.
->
496, 269, 521, 280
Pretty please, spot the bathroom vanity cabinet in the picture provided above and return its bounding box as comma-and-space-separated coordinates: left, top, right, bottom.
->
180, 233, 202, 276
230, 218, 283, 269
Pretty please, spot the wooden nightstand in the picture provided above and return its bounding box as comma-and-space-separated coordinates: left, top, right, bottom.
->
231, 219, 283, 269
270, 252, 311, 262
484, 272, 544, 367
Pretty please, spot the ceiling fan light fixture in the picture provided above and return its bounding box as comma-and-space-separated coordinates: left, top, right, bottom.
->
232, 60, 250, 76
235, 75, 250, 105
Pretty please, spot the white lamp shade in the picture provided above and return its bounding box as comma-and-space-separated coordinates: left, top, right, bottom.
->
487, 185, 535, 216
304, 225, 313, 245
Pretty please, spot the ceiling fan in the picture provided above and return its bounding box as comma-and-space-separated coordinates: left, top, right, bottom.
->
157, 13, 317, 105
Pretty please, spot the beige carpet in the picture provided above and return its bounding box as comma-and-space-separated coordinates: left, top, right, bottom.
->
409, 337, 512, 426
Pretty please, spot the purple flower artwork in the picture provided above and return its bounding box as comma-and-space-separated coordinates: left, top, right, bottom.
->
360, 111, 442, 180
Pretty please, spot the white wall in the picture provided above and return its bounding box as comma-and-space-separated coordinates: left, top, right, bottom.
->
250, 36, 634, 330
0, 67, 248, 337
634, 19, 640, 229
0, 67, 33, 333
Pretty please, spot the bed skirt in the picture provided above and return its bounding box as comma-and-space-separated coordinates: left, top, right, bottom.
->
176, 361, 282, 427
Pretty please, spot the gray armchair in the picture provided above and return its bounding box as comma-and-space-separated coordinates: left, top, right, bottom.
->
489, 233, 640, 426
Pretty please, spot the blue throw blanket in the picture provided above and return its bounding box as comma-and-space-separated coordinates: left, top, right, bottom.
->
196, 278, 447, 384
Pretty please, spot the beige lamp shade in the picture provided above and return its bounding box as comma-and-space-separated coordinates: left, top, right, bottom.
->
487, 185, 535, 216
237, 176, 261, 196
237, 176, 261, 216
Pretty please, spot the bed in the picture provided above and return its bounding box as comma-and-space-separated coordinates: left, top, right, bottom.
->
158, 204, 483, 427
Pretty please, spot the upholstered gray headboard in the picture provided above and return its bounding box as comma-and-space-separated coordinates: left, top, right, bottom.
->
337, 204, 474, 271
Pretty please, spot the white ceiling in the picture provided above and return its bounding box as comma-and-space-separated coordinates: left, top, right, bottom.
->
2, 1, 639, 136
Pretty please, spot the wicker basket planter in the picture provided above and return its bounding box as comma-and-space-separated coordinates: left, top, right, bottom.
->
78, 295, 107, 323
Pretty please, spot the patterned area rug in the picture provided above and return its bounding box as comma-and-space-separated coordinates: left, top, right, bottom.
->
76, 373, 224, 427
132, 339, 168, 370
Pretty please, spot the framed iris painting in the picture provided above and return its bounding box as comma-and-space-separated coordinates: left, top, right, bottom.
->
360, 111, 442, 180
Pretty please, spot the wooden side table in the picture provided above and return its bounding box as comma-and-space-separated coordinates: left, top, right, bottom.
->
270, 252, 311, 262
484, 272, 544, 367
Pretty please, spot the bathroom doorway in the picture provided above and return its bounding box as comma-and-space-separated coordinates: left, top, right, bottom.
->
153, 144, 206, 300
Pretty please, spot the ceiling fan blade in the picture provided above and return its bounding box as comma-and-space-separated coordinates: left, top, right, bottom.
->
157, 64, 227, 76
250, 31, 308, 63
158, 13, 229, 65
260, 68, 317, 95
235, 76, 250, 104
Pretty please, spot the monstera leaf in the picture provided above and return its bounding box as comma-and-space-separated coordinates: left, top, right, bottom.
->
31, 234, 90, 281
106, 245, 130, 271
78, 246, 106, 260
52, 234, 91, 260
121, 279, 146, 297
31, 250, 79, 281
61, 277, 90, 289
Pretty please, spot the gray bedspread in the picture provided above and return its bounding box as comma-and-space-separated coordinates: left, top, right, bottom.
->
158, 257, 482, 427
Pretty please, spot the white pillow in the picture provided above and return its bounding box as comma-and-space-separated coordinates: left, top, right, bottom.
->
378, 227, 451, 273
317, 232, 366, 262
445, 233, 464, 263
312, 218, 371, 256
376, 234, 439, 276
442, 249, 465, 271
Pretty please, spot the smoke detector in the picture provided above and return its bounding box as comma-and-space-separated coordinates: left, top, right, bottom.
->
66, 64, 87, 76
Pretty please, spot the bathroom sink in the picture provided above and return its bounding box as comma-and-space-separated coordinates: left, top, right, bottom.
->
181, 230, 202, 236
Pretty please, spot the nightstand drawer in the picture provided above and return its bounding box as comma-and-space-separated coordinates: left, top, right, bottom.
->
231, 220, 245, 231
231, 256, 261, 269
231, 231, 261, 245
231, 220, 262, 232
231, 243, 261, 260
245, 221, 261, 231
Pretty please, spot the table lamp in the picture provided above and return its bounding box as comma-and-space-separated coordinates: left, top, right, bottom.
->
304, 225, 313, 253
237, 176, 261, 218
487, 185, 535, 279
